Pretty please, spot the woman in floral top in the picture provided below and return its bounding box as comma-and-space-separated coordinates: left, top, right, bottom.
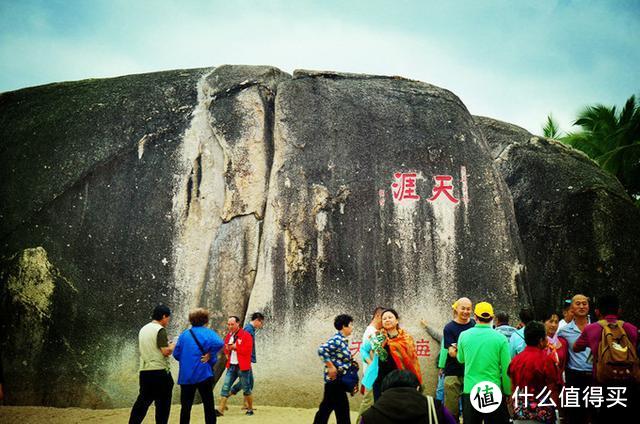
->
314, 314, 354, 424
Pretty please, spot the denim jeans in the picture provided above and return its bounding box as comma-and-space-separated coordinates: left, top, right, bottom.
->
220, 364, 252, 397
231, 368, 254, 395
436, 372, 445, 401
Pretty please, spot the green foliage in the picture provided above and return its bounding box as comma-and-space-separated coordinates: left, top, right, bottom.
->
545, 95, 640, 203
543, 114, 562, 139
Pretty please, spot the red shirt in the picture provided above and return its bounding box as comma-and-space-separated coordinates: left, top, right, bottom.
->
223, 328, 253, 371
508, 346, 560, 400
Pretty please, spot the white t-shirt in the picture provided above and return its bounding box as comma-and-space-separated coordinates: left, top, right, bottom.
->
229, 334, 239, 365
557, 319, 570, 331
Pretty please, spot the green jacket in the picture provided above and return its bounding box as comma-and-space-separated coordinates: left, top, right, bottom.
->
457, 323, 511, 395
437, 344, 447, 369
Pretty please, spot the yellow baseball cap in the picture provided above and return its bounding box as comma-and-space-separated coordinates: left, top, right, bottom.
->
474, 301, 494, 319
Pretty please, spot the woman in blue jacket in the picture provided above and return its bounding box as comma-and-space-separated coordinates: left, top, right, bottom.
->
173, 308, 224, 424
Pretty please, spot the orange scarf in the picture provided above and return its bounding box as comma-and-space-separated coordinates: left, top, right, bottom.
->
382, 328, 423, 384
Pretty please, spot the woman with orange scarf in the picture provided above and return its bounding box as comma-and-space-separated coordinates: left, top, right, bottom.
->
371, 308, 422, 400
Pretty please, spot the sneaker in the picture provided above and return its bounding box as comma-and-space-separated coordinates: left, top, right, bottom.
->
215, 409, 224, 417
245, 409, 254, 416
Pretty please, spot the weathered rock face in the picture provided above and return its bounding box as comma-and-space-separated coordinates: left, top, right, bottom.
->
0, 247, 78, 405
0, 66, 292, 406
475, 116, 640, 323
1, 69, 208, 406
4, 65, 634, 409
171, 65, 290, 336
245, 71, 528, 405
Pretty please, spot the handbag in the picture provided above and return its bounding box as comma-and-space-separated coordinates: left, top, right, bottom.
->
427, 395, 439, 424
339, 360, 360, 393
513, 401, 556, 424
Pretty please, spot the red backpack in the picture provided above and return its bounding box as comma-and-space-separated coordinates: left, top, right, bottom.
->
595, 320, 640, 384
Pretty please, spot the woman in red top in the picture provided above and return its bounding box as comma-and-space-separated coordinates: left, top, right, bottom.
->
508, 321, 560, 423
542, 311, 568, 385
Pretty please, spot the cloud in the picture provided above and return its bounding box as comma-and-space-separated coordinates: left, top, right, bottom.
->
1, 0, 638, 135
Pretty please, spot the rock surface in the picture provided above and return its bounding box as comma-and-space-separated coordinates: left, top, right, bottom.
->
1, 68, 208, 406
0, 247, 78, 405
245, 70, 528, 405
476, 116, 640, 323
0, 65, 636, 408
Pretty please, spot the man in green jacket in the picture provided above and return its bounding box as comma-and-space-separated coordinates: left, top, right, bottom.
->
457, 301, 511, 424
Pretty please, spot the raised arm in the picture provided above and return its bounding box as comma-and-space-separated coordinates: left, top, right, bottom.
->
421, 319, 443, 344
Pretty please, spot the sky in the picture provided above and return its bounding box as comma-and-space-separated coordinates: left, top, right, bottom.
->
1, 0, 638, 134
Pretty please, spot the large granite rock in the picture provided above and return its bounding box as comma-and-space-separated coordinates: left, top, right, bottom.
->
245, 71, 528, 406
0, 66, 290, 406
475, 116, 640, 323
1, 68, 208, 406
4, 65, 635, 409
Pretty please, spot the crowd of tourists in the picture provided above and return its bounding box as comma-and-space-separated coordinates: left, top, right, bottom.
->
315, 294, 639, 424
120, 292, 638, 424
128, 305, 264, 424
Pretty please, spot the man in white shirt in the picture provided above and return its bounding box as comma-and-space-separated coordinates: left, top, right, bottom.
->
557, 298, 574, 331
129, 304, 175, 424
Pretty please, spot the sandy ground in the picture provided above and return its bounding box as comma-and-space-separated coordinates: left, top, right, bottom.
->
0, 405, 360, 423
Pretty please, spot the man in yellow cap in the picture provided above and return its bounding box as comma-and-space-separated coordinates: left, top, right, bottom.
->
457, 301, 511, 424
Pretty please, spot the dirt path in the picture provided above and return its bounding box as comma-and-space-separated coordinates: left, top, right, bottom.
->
0, 405, 360, 423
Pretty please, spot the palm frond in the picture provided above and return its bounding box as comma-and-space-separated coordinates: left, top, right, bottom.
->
619, 95, 637, 127
543, 114, 562, 139
545, 94, 640, 205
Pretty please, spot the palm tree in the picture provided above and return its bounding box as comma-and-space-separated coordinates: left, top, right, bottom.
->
561, 95, 640, 203
543, 114, 563, 139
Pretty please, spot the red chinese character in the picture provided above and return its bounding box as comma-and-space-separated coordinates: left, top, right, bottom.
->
391, 173, 420, 202
416, 338, 431, 357
349, 340, 362, 356
428, 175, 459, 203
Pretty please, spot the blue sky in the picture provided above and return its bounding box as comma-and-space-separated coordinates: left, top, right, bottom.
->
1, 0, 638, 134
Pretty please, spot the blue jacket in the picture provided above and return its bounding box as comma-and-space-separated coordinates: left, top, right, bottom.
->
173, 326, 224, 385
495, 325, 517, 340
360, 336, 380, 390
244, 323, 257, 363
509, 327, 526, 358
